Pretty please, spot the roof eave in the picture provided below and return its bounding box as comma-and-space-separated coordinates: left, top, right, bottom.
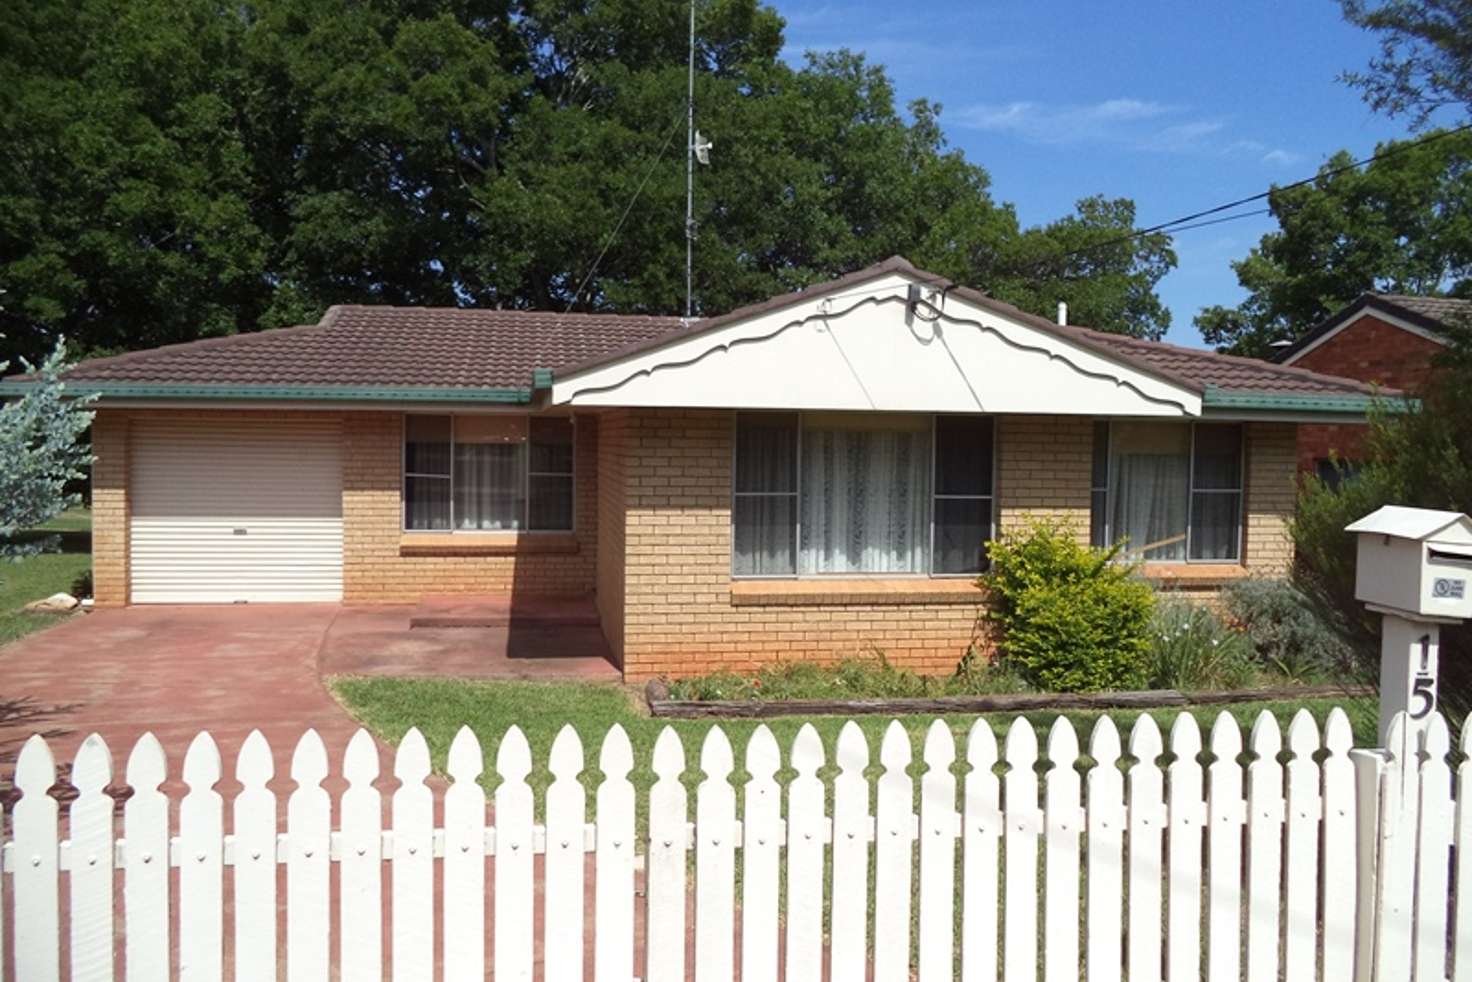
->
0, 381, 534, 404
1201, 386, 1417, 415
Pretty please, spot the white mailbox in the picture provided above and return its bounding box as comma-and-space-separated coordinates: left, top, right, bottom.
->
1346, 505, 1472, 620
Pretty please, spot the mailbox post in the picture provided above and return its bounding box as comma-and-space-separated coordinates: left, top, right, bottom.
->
1345, 505, 1472, 743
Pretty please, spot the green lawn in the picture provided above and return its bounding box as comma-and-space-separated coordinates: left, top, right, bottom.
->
0, 508, 92, 646
331, 676, 1380, 805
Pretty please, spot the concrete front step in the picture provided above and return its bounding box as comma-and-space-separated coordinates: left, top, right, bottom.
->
408, 593, 601, 629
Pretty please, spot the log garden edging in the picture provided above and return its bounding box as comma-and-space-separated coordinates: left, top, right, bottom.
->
643, 679, 1376, 719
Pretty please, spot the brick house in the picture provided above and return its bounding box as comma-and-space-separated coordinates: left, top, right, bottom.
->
1274, 293, 1463, 478
5, 258, 1393, 679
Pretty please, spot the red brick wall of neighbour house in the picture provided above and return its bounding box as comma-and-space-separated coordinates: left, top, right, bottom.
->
1289, 314, 1446, 472
341, 411, 599, 602
601, 411, 1301, 681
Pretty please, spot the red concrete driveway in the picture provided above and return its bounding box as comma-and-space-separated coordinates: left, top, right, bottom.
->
0, 604, 361, 770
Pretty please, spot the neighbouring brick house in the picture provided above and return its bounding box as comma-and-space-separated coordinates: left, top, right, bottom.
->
4, 258, 1392, 679
1274, 293, 1463, 478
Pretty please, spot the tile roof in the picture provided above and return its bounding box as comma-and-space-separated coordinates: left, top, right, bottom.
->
1374, 293, 1472, 325
1274, 291, 1467, 363
32, 256, 1388, 404
56, 307, 685, 390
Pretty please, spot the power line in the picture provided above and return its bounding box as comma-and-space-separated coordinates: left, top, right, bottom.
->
564, 112, 685, 313
1037, 121, 1472, 269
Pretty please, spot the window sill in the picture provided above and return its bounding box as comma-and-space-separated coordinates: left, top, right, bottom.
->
730, 578, 984, 607
398, 533, 579, 557
1139, 563, 1249, 588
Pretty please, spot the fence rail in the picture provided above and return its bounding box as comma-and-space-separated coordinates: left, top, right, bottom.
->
3, 707, 1468, 981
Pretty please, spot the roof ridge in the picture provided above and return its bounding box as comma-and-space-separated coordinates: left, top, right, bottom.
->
330, 303, 687, 323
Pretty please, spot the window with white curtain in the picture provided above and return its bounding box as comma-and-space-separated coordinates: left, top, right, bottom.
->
403, 414, 574, 532
1090, 420, 1243, 562
732, 412, 995, 577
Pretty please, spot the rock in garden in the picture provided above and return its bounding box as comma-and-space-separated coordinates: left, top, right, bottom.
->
24, 592, 79, 613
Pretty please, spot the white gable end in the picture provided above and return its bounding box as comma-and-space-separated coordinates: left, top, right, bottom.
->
552, 274, 1201, 416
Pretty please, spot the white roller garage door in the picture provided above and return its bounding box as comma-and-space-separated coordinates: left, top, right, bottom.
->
129, 418, 344, 603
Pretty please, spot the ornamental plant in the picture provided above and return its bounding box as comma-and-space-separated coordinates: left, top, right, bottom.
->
1, 340, 95, 560
981, 523, 1155, 692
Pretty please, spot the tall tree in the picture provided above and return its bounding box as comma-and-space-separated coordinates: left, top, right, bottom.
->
1194, 129, 1472, 356
0, 0, 1175, 364
1341, 0, 1472, 126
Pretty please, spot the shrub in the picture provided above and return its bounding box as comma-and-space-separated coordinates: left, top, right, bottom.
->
1147, 599, 1256, 690
1222, 578, 1356, 682
982, 524, 1155, 692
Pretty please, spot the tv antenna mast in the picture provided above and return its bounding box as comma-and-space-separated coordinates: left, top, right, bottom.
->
685, 0, 711, 321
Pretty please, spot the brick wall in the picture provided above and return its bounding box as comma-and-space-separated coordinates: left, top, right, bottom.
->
606, 411, 1301, 681
1290, 314, 1444, 472
90, 410, 129, 607
342, 411, 598, 602
595, 410, 631, 665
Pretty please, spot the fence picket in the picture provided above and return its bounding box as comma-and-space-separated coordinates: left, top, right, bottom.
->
1042, 718, 1080, 982
1205, 713, 1243, 982
444, 727, 487, 982
741, 726, 782, 982
286, 729, 330, 982
1376, 713, 1420, 982
1002, 719, 1039, 982
15, 734, 60, 982
126, 732, 170, 982
595, 725, 636, 982
830, 722, 871, 982
646, 727, 688, 982
68, 734, 114, 982
1127, 714, 1164, 982
495, 726, 535, 982
1283, 710, 1321, 982
961, 720, 1000, 982
393, 728, 434, 982
918, 721, 957, 982
180, 732, 224, 982
1085, 717, 1123, 982
874, 721, 915, 982
1165, 713, 1204, 982
233, 731, 277, 982
1245, 712, 1284, 982
340, 729, 383, 982
1414, 714, 1454, 982
1454, 719, 1472, 982
546, 725, 587, 982
1321, 708, 1357, 982
783, 724, 826, 982
696, 727, 737, 982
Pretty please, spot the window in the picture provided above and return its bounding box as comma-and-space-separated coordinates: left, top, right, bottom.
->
403, 415, 574, 532
933, 416, 995, 574
732, 413, 995, 577
1089, 421, 1242, 562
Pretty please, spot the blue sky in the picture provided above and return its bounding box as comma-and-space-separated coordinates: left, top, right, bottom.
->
773, 1, 1419, 347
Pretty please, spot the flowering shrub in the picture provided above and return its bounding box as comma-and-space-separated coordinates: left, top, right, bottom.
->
1147, 598, 1256, 690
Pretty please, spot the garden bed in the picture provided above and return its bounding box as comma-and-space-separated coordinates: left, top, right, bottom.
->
644, 679, 1376, 719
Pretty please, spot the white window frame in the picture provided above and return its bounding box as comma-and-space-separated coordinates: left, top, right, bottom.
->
730, 411, 997, 580
1091, 419, 1244, 563
401, 412, 576, 534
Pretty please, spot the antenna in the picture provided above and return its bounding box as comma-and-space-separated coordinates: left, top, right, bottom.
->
685, 0, 695, 320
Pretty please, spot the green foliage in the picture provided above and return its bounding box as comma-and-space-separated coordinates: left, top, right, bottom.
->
663, 651, 1031, 701
0, 342, 95, 559
1147, 599, 1257, 690
1194, 129, 1472, 357
0, 0, 1176, 365
1221, 579, 1354, 682
982, 524, 1155, 692
1340, 0, 1472, 126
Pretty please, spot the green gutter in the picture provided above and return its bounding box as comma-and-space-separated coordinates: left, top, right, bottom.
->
0, 381, 533, 403
1202, 386, 1417, 414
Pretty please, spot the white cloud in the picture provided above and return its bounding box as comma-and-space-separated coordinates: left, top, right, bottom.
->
954, 97, 1180, 144
1260, 148, 1303, 167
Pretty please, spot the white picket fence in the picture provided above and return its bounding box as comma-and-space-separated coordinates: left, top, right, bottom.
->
1, 707, 1468, 981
